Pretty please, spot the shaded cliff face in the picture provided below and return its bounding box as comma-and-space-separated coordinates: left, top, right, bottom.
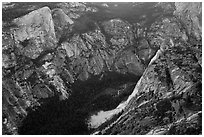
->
2, 2, 202, 135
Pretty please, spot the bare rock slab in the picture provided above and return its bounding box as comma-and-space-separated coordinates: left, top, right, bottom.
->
13, 6, 57, 59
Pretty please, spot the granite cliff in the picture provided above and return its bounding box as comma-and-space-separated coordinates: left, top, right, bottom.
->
2, 2, 202, 135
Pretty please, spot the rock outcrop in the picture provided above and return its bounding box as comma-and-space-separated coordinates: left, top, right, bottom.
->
174, 2, 202, 41
13, 6, 57, 59
2, 3, 146, 134
52, 8, 74, 41
2, 2, 202, 135
2, 6, 68, 134
93, 2, 202, 135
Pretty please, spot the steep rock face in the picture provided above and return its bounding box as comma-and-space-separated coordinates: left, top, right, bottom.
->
2, 4, 147, 134
102, 19, 145, 74
52, 8, 74, 41
60, 30, 108, 81
58, 19, 145, 81
13, 7, 57, 59
174, 2, 202, 66
2, 30, 16, 69
96, 2, 202, 135
2, 6, 69, 134
174, 2, 202, 41
98, 43, 201, 135
2, 2, 202, 135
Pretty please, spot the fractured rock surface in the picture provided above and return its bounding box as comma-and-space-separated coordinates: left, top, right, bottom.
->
2, 2, 202, 135
13, 6, 57, 59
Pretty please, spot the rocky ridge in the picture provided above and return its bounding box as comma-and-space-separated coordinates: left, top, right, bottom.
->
93, 2, 202, 135
2, 2, 202, 135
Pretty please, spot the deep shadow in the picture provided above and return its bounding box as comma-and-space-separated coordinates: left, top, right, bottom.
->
18, 96, 90, 135
18, 72, 140, 135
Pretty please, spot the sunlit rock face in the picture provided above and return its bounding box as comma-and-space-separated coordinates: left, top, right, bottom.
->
13, 7, 57, 59
2, 30, 16, 69
95, 2, 202, 135
2, 6, 70, 134
57, 18, 146, 82
59, 27, 144, 81
99, 43, 201, 134
174, 2, 202, 66
174, 2, 202, 41
2, 2, 202, 135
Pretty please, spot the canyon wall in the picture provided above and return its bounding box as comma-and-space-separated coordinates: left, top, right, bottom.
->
2, 2, 202, 135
